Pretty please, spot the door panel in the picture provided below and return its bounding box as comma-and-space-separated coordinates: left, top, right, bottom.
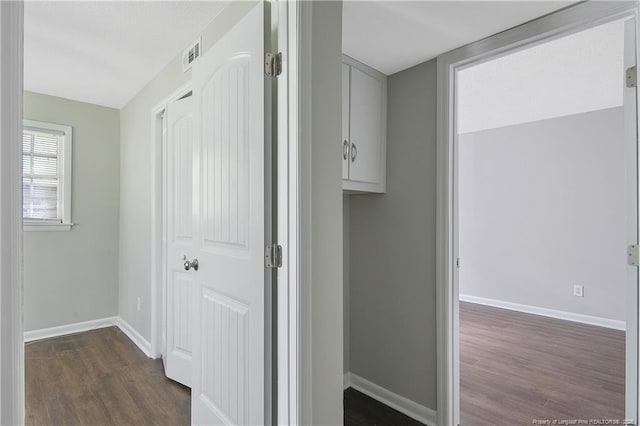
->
624, 17, 638, 423
349, 67, 383, 184
200, 57, 249, 251
342, 63, 350, 179
191, 3, 267, 425
199, 289, 249, 424
165, 96, 194, 388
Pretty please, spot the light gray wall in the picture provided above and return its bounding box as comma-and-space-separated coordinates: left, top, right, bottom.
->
343, 194, 350, 373
459, 107, 626, 322
23, 91, 120, 331
309, 1, 344, 424
118, 1, 257, 340
349, 59, 438, 410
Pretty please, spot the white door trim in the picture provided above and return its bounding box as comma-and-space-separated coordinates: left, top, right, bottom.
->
0, 2, 24, 424
276, 0, 302, 424
436, 3, 640, 425
275, 0, 312, 423
274, 0, 318, 422
150, 82, 192, 360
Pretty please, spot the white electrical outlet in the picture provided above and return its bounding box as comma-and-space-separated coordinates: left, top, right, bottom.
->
137, 297, 141, 311
573, 284, 584, 297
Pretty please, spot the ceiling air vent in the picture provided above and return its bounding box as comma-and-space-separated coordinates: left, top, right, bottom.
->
182, 37, 202, 72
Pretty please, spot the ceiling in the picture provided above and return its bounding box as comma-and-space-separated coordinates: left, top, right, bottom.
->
26, 1, 579, 108
457, 19, 624, 134
24, 1, 229, 109
343, 1, 574, 75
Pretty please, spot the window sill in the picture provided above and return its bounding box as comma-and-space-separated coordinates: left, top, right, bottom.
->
24, 222, 73, 232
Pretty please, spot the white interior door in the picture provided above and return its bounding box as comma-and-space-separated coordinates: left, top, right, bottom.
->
624, 17, 638, 424
164, 96, 195, 388
190, 3, 269, 425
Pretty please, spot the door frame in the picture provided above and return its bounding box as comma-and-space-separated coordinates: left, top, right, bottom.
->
276, 0, 305, 423
0, 1, 24, 424
274, 0, 318, 423
436, 2, 640, 425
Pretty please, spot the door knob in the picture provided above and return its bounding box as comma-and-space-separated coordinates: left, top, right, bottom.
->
183, 255, 199, 271
351, 142, 357, 162
343, 140, 349, 160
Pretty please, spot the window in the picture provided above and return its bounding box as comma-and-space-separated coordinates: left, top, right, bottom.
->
22, 120, 72, 231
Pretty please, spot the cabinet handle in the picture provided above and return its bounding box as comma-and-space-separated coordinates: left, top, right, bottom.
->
351, 142, 357, 162
343, 140, 349, 160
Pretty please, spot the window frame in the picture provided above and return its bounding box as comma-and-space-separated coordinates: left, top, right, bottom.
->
22, 119, 73, 231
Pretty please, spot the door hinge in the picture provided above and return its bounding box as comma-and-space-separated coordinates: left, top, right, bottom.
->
265, 52, 283, 77
265, 244, 283, 268
628, 244, 639, 267
627, 65, 637, 88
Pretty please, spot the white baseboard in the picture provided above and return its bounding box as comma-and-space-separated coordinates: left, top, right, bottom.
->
346, 372, 437, 426
24, 316, 118, 343
24, 316, 154, 359
116, 317, 153, 358
460, 294, 626, 331
344, 372, 351, 390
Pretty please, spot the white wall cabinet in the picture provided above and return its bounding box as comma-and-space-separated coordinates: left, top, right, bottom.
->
342, 55, 387, 193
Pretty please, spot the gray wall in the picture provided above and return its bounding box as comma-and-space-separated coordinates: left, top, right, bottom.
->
349, 59, 438, 410
308, 1, 344, 424
343, 194, 350, 374
459, 107, 626, 322
119, 1, 257, 340
23, 91, 120, 331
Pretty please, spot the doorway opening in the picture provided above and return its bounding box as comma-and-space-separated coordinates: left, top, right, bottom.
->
21, 2, 281, 425
437, 3, 640, 425
456, 18, 634, 423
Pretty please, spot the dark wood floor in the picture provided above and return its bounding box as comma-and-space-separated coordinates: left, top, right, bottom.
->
28, 327, 421, 426
26, 326, 190, 426
344, 387, 424, 426
26, 306, 624, 426
460, 301, 625, 425
28, 326, 420, 426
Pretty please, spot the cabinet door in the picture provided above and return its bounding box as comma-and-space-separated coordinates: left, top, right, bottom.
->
349, 67, 383, 185
342, 63, 350, 180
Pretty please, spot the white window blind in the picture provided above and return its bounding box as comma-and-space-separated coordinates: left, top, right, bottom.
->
22, 128, 63, 221
22, 120, 73, 231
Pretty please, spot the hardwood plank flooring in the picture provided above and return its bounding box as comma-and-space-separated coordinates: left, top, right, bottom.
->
344, 388, 425, 426
460, 301, 625, 425
25, 305, 624, 426
26, 326, 190, 426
